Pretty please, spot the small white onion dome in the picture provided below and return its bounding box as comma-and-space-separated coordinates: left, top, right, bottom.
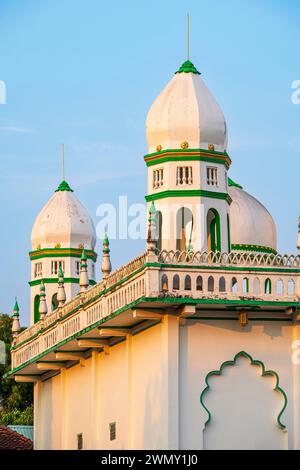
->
228, 178, 277, 253
146, 60, 228, 154
31, 180, 96, 250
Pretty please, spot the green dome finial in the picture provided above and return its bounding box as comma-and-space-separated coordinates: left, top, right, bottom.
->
175, 60, 201, 75
13, 297, 19, 315
55, 180, 74, 192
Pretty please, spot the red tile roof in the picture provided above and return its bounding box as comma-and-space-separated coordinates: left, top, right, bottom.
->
0, 425, 33, 450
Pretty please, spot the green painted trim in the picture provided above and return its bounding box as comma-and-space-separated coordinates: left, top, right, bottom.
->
187, 317, 292, 322
175, 60, 201, 75
231, 244, 277, 255
228, 177, 243, 189
200, 351, 287, 430
29, 248, 97, 262
29, 278, 96, 287
6, 297, 145, 377
13, 265, 146, 350
140, 296, 300, 308
145, 147, 229, 159
208, 208, 221, 253
145, 261, 300, 274
146, 190, 232, 205
145, 155, 230, 168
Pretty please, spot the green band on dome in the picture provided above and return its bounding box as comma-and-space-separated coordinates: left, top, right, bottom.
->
175, 60, 201, 75
55, 180, 73, 192
228, 177, 243, 190
29, 248, 97, 262
231, 244, 277, 255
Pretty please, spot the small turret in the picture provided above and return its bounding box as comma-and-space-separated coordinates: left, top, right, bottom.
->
39, 281, 48, 319
57, 266, 66, 307
12, 298, 20, 338
101, 234, 112, 279
79, 248, 89, 292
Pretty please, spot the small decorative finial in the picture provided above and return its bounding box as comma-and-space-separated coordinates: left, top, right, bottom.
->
79, 247, 89, 292
57, 266, 66, 306
147, 202, 157, 254
39, 280, 48, 319
12, 297, 20, 338
101, 234, 112, 279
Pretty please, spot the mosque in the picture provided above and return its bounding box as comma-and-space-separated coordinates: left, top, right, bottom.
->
5, 55, 300, 450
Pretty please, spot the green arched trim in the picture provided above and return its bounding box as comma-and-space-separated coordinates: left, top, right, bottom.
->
208, 208, 221, 253
231, 244, 277, 255
200, 350, 287, 430
228, 177, 243, 189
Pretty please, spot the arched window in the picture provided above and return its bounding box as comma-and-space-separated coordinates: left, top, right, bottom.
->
276, 279, 284, 295
185, 275, 192, 291
208, 276, 214, 292
196, 276, 203, 291
34, 294, 40, 323
232, 277, 238, 294
288, 279, 295, 295
253, 277, 260, 295
173, 275, 180, 291
52, 293, 58, 311
161, 274, 168, 292
265, 278, 272, 294
176, 207, 193, 251
219, 277, 226, 292
207, 209, 221, 252
243, 277, 249, 294
155, 211, 163, 251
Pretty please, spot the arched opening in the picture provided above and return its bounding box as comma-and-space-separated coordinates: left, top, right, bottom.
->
219, 277, 226, 293
155, 210, 163, 251
208, 276, 214, 292
265, 278, 272, 295
232, 277, 238, 294
196, 276, 203, 291
243, 277, 249, 294
51, 293, 58, 311
184, 275, 192, 291
173, 274, 180, 291
276, 279, 284, 296
201, 351, 287, 450
253, 277, 260, 295
34, 294, 40, 324
176, 207, 193, 252
288, 279, 295, 296
207, 209, 221, 252
161, 274, 168, 292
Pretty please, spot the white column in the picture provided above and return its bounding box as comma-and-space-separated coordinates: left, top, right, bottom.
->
160, 314, 179, 449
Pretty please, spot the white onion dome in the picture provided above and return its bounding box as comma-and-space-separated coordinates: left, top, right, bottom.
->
31, 180, 96, 250
228, 178, 277, 254
146, 60, 228, 154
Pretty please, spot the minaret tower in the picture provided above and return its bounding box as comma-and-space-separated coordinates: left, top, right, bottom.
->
145, 42, 231, 253
29, 175, 97, 324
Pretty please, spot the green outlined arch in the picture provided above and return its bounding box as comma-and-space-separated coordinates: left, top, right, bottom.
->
200, 351, 287, 430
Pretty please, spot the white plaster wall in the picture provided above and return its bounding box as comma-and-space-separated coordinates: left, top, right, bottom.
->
179, 319, 293, 450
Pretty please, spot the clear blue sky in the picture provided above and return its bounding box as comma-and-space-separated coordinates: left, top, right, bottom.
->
0, 0, 299, 325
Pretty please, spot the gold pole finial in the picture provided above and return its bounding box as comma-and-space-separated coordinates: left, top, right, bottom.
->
187, 12, 190, 61
62, 143, 65, 181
